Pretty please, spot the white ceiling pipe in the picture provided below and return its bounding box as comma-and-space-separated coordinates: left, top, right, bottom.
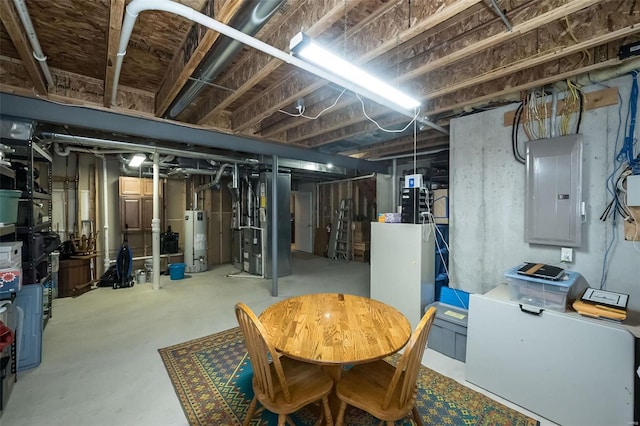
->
42, 132, 254, 163
12, 0, 54, 88
112, 0, 447, 135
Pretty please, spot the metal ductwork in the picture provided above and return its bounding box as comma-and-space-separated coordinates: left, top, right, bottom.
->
194, 163, 234, 192
165, 0, 285, 119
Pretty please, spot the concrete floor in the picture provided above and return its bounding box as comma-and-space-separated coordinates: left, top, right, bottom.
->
1, 253, 556, 426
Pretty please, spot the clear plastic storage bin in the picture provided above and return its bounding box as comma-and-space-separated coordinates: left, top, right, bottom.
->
505, 265, 588, 312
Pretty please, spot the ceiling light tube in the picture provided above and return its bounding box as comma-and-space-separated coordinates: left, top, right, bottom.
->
112, 0, 447, 134
290, 33, 420, 110
129, 153, 146, 167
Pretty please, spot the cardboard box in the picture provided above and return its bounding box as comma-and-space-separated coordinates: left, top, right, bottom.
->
0, 267, 22, 296
352, 222, 370, 242
0, 242, 22, 269
432, 189, 448, 224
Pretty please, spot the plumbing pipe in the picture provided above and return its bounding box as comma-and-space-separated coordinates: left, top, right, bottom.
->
54, 143, 133, 157
372, 148, 449, 161
119, 162, 168, 178
391, 158, 397, 211
42, 132, 256, 164
316, 173, 377, 185
101, 156, 111, 273
12, 0, 54, 87
112, 0, 447, 135
152, 152, 160, 290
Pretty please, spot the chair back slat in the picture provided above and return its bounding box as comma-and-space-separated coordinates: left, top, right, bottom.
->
235, 303, 291, 403
383, 306, 436, 409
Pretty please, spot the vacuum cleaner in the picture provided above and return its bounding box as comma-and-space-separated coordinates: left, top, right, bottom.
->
114, 225, 134, 289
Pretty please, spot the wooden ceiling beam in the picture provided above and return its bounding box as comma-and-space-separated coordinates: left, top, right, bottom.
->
340, 131, 447, 157
193, 0, 360, 126
286, 1, 625, 147
425, 46, 635, 117
104, 0, 126, 107
357, 137, 450, 160
0, 1, 47, 95
230, 0, 483, 133
154, 0, 244, 117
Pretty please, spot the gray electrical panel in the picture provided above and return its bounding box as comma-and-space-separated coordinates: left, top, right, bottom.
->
525, 134, 583, 247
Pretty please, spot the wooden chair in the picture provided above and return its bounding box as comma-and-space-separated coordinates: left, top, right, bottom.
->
235, 303, 334, 426
334, 306, 437, 426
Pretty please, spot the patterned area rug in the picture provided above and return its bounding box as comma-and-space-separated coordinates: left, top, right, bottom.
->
158, 327, 539, 426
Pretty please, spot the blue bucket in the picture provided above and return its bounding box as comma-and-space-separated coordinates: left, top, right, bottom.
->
169, 263, 186, 280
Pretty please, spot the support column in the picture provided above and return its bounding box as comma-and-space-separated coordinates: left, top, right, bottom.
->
152, 152, 161, 290
101, 157, 110, 272
271, 155, 278, 297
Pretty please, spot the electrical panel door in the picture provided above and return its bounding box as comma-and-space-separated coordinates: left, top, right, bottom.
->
525, 135, 583, 247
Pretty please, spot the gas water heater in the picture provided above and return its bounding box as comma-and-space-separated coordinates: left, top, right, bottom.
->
184, 210, 207, 273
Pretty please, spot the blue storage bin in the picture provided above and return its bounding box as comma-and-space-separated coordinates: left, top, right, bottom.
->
169, 263, 186, 280
440, 287, 470, 310
15, 284, 43, 372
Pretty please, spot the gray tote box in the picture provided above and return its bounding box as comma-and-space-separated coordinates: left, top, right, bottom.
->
426, 302, 468, 362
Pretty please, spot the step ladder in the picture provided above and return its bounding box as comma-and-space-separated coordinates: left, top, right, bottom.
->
332, 199, 352, 260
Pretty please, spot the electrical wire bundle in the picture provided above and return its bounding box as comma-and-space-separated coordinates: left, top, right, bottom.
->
559, 80, 584, 136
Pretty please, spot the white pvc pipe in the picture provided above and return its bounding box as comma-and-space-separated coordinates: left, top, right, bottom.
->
12, 0, 54, 88
101, 156, 111, 273
112, 0, 446, 134
152, 152, 160, 290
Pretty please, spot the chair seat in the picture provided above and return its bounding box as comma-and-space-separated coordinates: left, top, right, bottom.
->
255, 356, 334, 414
336, 360, 412, 421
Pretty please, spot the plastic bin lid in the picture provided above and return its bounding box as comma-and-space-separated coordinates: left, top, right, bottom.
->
505, 264, 581, 288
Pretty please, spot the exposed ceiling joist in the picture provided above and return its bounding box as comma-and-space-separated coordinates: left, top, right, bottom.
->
229, 0, 483, 133
193, 0, 359, 126
154, 0, 244, 116
104, 0, 126, 107
0, 0, 47, 95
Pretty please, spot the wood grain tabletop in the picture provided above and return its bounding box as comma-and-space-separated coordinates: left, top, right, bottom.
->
259, 293, 412, 365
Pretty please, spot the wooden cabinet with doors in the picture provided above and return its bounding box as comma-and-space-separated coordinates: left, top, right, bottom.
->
119, 177, 163, 231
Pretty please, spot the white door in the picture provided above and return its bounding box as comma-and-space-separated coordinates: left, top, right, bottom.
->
294, 191, 313, 253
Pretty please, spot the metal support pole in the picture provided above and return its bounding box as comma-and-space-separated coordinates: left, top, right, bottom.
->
152, 152, 161, 290
101, 157, 110, 273
271, 155, 278, 297
392, 158, 398, 211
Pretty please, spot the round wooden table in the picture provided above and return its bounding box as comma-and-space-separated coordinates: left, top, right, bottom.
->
259, 293, 412, 365
260, 293, 412, 417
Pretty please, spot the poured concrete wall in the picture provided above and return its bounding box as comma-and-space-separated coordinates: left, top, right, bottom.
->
450, 74, 639, 310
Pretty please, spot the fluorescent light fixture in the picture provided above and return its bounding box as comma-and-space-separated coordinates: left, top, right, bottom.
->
129, 153, 146, 167
289, 32, 420, 110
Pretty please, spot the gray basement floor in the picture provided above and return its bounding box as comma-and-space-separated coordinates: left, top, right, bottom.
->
1, 252, 556, 426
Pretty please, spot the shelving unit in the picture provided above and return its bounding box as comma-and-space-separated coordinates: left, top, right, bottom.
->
5, 139, 53, 329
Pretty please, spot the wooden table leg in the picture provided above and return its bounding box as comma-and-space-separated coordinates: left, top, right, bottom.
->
322, 365, 343, 421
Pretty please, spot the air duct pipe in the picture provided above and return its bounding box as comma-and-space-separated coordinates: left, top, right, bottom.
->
194, 163, 234, 192
112, 0, 446, 134
12, 0, 54, 88
166, 0, 284, 119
